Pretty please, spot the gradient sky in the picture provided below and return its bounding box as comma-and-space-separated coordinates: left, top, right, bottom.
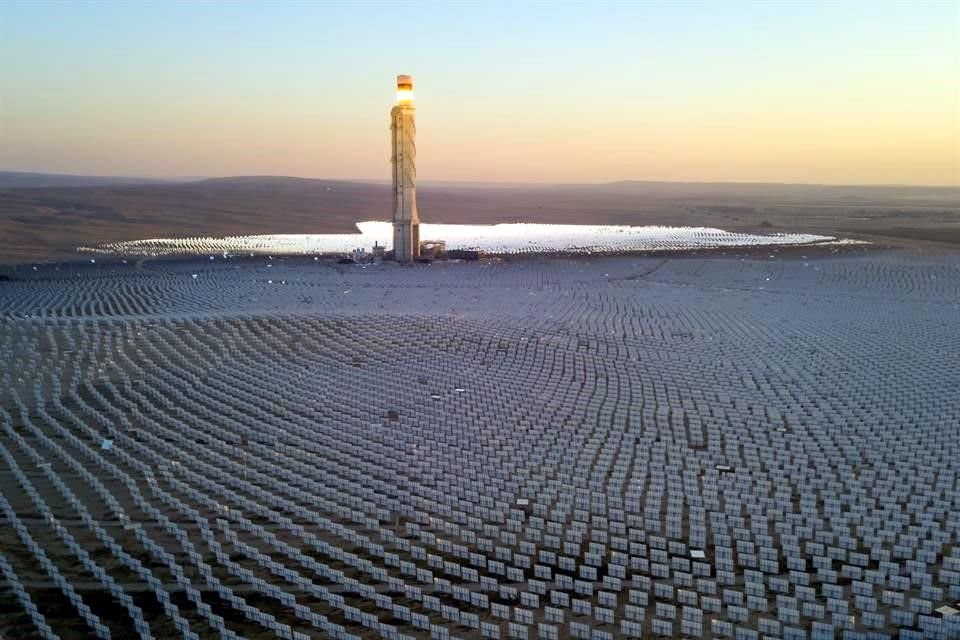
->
1, 0, 958, 185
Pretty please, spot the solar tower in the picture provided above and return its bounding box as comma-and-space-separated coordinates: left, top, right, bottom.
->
391, 74, 420, 262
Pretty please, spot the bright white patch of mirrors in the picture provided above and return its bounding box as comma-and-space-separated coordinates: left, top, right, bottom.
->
80, 221, 845, 257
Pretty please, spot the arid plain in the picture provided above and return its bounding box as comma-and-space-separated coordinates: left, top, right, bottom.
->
1, 173, 958, 264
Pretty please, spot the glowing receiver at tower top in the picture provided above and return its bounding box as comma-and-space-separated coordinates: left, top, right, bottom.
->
391, 74, 419, 262
396, 78, 414, 104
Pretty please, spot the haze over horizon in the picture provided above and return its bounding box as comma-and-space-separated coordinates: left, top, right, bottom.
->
2, 0, 958, 186
6, 170, 960, 189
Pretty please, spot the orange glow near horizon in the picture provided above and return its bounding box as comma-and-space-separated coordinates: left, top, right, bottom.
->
1, 1, 957, 186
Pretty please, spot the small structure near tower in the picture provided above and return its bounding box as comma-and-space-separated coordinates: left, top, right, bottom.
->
391, 74, 420, 263
419, 240, 446, 260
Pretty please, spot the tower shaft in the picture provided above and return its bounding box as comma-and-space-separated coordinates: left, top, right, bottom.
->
391, 76, 419, 262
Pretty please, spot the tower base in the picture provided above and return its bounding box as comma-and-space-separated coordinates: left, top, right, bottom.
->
393, 222, 420, 263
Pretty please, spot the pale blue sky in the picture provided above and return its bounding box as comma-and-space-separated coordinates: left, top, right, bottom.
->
2, 0, 958, 184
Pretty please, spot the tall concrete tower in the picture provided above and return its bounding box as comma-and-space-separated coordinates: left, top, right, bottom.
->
391, 74, 420, 262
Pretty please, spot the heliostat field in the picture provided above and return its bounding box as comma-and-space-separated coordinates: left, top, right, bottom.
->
1, 248, 958, 640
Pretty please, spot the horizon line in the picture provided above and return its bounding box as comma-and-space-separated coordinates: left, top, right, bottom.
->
2, 169, 959, 190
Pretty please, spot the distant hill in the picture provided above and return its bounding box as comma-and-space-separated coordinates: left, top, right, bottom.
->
573, 180, 960, 201
0, 174, 958, 262
0, 171, 183, 189
0, 177, 388, 261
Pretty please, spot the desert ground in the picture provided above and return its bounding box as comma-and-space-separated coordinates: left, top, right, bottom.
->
1, 173, 959, 263
1, 245, 958, 639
